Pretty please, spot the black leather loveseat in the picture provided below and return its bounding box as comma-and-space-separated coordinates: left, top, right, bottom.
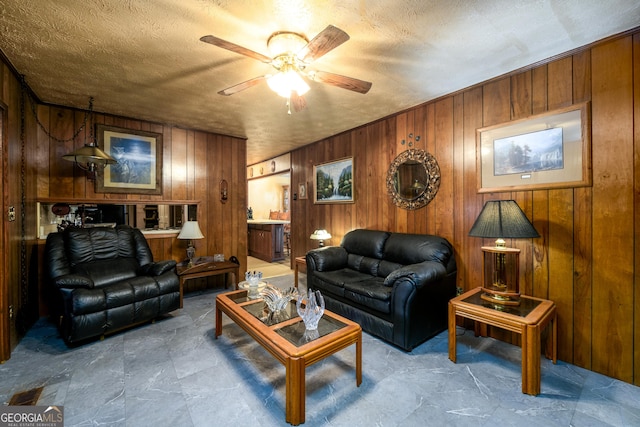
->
45, 225, 180, 344
306, 229, 456, 351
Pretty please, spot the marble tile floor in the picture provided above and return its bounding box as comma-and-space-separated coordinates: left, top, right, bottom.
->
1, 279, 639, 426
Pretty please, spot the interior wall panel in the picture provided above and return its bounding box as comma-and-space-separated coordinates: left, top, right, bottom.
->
289, 30, 640, 385
590, 36, 634, 383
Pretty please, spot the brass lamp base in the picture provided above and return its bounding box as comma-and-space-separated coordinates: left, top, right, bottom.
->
481, 287, 521, 306
186, 241, 196, 268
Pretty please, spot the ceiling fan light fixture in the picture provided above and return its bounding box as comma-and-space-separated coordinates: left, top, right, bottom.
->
267, 31, 308, 57
267, 69, 310, 98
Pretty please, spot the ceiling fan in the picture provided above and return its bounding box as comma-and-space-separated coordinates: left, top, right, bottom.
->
200, 25, 372, 113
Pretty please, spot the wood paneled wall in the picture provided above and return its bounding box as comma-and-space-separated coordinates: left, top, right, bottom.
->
0, 55, 248, 360
290, 31, 640, 385
33, 108, 248, 268
0, 59, 37, 360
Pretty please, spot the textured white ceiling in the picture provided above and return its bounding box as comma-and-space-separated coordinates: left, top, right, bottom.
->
1, 0, 638, 165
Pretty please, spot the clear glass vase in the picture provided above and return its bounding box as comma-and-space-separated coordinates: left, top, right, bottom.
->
296, 290, 325, 331
245, 270, 263, 287
245, 271, 263, 299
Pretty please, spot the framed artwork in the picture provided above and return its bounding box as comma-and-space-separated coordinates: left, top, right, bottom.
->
476, 102, 591, 193
313, 157, 354, 204
298, 182, 308, 200
95, 124, 163, 194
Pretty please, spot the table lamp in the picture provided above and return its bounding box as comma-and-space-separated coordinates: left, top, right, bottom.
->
177, 220, 204, 267
310, 229, 331, 247
468, 200, 539, 306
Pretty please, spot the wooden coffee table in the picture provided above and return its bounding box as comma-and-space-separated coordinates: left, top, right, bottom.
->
448, 287, 557, 395
216, 289, 362, 425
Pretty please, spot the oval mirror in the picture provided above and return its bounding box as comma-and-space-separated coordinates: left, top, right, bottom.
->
386, 149, 441, 210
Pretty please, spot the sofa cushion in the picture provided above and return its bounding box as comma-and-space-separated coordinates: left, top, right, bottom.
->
307, 246, 348, 272
104, 282, 135, 308
131, 276, 161, 301
341, 229, 390, 259
343, 278, 391, 314
378, 260, 404, 278
383, 233, 452, 265
312, 269, 374, 297
346, 254, 380, 276
66, 227, 121, 264
73, 258, 139, 288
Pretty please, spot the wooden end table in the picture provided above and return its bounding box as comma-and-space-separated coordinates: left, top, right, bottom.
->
176, 257, 239, 308
448, 287, 557, 395
294, 256, 306, 288
216, 289, 362, 425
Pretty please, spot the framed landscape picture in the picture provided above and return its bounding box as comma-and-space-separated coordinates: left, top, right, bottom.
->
95, 124, 163, 195
313, 157, 354, 204
476, 102, 591, 193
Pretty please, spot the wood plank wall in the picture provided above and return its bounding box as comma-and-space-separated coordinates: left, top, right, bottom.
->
33, 108, 249, 272
0, 50, 248, 360
290, 31, 640, 385
0, 60, 33, 359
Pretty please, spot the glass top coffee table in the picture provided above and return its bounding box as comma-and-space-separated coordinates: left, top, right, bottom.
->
215, 289, 362, 425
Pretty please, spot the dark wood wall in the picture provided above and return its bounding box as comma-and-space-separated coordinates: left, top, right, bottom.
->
290, 31, 640, 385
33, 107, 249, 285
2, 27, 639, 386
0, 57, 23, 361
34, 106, 247, 263
0, 55, 248, 360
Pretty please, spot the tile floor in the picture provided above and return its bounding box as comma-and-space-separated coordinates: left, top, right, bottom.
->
1, 274, 639, 426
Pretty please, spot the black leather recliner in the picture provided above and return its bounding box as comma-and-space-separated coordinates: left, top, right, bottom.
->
306, 229, 457, 351
45, 225, 180, 344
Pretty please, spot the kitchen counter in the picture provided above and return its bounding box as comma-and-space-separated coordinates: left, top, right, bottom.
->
247, 219, 290, 224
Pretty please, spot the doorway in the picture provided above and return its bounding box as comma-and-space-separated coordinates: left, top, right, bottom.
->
247, 171, 293, 277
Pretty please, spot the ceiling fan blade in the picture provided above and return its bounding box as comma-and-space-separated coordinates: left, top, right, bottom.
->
310, 71, 372, 94
290, 92, 307, 112
200, 35, 272, 63
299, 25, 350, 63
217, 76, 267, 96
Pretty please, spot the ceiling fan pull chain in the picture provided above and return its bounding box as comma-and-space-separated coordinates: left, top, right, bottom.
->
286, 96, 292, 115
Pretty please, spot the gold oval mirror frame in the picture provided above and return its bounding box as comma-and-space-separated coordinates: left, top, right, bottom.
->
386, 149, 441, 210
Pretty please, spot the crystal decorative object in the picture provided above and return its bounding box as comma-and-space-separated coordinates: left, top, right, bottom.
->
296, 290, 325, 331
245, 271, 263, 287
260, 284, 298, 313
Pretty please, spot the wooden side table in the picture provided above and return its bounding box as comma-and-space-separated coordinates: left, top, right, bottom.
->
294, 256, 306, 288
176, 257, 240, 308
448, 287, 557, 395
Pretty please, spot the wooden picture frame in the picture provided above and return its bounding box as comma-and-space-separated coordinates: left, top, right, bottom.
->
476, 102, 591, 193
95, 124, 163, 195
313, 157, 354, 204
298, 182, 308, 200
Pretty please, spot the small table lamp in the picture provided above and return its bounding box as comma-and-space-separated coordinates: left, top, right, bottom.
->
468, 200, 539, 306
310, 229, 331, 247
177, 220, 204, 267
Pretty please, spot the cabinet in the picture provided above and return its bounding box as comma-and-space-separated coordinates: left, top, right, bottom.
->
248, 223, 284, 262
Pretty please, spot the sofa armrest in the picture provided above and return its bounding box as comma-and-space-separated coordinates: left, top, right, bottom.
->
138, 260, 177, 277
306, 246, 348, 272
383, 261, 446, 289
54, 274, 95, 289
